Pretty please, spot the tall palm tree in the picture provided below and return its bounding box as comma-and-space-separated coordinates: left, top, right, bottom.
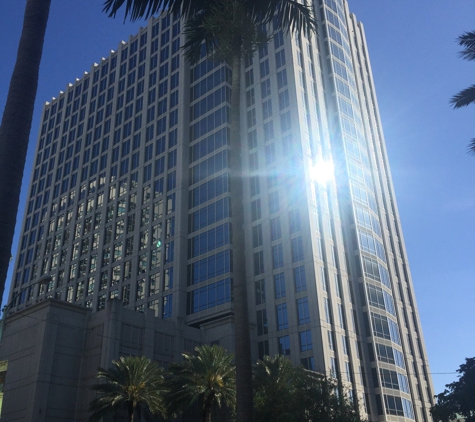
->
164, 344, 236, 422
103, 1, 316, 420
0, 0, 51, 309
88, 355, 167, 422
450, 30, 475, 154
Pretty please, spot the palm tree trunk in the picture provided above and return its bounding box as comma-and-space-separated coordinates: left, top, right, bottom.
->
0, 0, 51, 301
203, 403, 211, 422
229, 46, 253, 420
129, 403, 135, 422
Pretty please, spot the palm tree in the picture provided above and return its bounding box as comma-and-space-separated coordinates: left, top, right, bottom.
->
253, 355, 303, 422
88, 355, 167, 422
0, 0, 51, 309
450, 30, 475, 154
164, 344, 236, 422
103, 1, 316, 419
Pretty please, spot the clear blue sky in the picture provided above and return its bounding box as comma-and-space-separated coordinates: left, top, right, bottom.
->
1, 1, 474, 395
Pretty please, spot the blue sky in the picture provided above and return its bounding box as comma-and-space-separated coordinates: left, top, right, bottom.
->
1, 1, 474, 395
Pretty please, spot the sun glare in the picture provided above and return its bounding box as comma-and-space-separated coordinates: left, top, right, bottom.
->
310, 160, 334, 185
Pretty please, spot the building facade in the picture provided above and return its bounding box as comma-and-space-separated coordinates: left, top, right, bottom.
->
6, 0, 434, 421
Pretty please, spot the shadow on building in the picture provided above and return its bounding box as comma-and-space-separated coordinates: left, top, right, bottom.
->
0, 298, 235, 421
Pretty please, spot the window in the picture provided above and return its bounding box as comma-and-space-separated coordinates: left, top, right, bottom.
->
301, 356, 315, 371
186, 279, 231, 314
278, 335, 290, 355
255, 279, 266, 305
289, 210, 301, 233
264, 121, 274, 142
162, 294, 172, 318
345, 362, 352, 382
256, 309, 268, 335
334, 275, 341, 298
268, 191, 279, 214
258, 340, 269, 359
277, 69, 288, 89
263, 99, 273, 119
261, 79, 271, 98
136, 278, 145, 300
297, 297, 310, 324
371, 312, 391, 340
384, 395, 405, 417
276, 303, 288, 330
138, 253, 147, 273
367, 284, 385, 309
324, 297, 331, 323
294, 266, 307, 292
250, 175, 260, 197
338, 304, 345, 328
251, 199, 261, 221
254, 251, 264, 276
252, 224, 263, 247
274, 273, 286, 299
272, 244, 284, 269
276, 49, 286, 68
270, 217, 281, 240
328, 331, 334, 350
265, 143, 276, 164
149, 272, 160, 296
260, 59, 269, 78
340, 335, 348, 355
330, 357, 337, 377
164, 267, 174, 290
300, 330, 313, 352
291, 237, 304, 262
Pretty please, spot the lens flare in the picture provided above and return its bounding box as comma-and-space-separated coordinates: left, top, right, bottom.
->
310, 160, 334, 185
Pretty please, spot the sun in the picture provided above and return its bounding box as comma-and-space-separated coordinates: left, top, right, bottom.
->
310, 160, 334, 185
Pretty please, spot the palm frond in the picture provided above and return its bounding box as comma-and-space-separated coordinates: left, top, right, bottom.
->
467, 138, 475, 155
450, 84, 475, 108
250, 0, 316, 34
457, 31, 475, 61
182, 11, 217, 64
164, 345, 236, 416
103, 0, 208, 21
88, 356, 166, 421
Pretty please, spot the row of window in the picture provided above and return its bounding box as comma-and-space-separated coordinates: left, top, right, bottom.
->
380, 368, 410, 394
189, 223, 230, 258
189, 197, 230, 233
253, 237, 304, 276
371, 312, 401, 345
186, 278, 232, 314
255, 265, 307, 306
362, 256, 391, 289
383, 395, 414, 419
256, 312, 315, 359
188, 250, 231, 285
366, 283, 396, 316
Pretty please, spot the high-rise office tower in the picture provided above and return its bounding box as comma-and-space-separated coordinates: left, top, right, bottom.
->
7, 1, 434, 421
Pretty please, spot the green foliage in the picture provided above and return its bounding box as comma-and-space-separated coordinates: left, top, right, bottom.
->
88, 355, 167, 422
431, 357, 475, 422
182, 0, 269, 64
164, 344, 236, 422
103, 0, 316, 65
253, 355, 303, 421
450, 31, 475, 154
299, 371, 363, 422
253, 355, 365, 422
